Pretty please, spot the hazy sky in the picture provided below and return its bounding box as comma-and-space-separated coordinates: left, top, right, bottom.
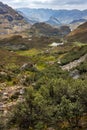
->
1, 0, 87, 10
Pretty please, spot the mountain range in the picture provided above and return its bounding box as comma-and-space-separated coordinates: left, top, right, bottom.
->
17, 8, 87, 26
0, 1, 87, 44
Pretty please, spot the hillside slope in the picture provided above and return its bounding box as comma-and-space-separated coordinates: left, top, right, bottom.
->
0, 2, 30, 35
29, 22, 71, 37
67, 22, 87, 43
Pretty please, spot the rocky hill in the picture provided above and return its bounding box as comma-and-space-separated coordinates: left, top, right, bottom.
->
0, 2, 30, 35
67, 22, 87, 43
29, 22, 71, 37
69, 19, 87, 30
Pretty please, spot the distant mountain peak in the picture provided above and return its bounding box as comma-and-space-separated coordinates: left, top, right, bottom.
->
70, 19, 87, 24
17, 8, 87, 25
46, 16, 61, 26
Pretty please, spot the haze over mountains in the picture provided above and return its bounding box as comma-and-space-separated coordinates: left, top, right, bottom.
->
0, 1, 87, 42
17, 8, 87, 26
0, 0, 87, 36
0, 1, 87, 130
0, 1, 72, 38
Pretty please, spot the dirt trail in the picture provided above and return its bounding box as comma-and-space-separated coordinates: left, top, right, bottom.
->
61, 53, 87, 71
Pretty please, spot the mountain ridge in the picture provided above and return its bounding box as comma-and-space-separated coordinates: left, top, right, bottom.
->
67, 22, 87, 43
17, 8, 87, 25
29, 22, 71, 37
0, 2, 30, 35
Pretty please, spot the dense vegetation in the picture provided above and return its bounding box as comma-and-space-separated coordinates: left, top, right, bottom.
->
0, 36, 87, 130
0, 35, 61, 50
7, 65, 87, 130
60, 45, 87, 65
0, 3, 87, 130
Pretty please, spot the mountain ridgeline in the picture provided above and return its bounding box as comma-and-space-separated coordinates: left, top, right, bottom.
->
17, 8, 87, 25
0, 2, 87, 130
67, 22, 87, 43
0, 2, 30, 35
29, 22, 71, 37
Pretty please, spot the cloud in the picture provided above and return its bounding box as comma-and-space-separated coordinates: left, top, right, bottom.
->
1, 0, 87, 10
66, 0, 87, 5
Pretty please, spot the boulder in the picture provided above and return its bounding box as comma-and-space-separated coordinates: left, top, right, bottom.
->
70, 69, 80, 79
20, 62, 34, 71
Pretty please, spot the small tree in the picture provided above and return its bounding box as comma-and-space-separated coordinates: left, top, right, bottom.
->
59, 96, 84, 129
7, 87, 37, 129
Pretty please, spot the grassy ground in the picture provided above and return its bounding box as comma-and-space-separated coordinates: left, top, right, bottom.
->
73, 42, 87, 47
16, 48, 41, 57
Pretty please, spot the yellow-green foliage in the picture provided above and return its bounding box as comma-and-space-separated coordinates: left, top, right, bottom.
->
1, 40, 87, 130
36, 63, 46, 71
74, 42, 87, 47
17, 49, 41, 57
5, 63, 19, 70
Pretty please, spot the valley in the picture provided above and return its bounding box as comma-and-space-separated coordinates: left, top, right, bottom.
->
0, 38, 87, 130
0, 1, 87, 130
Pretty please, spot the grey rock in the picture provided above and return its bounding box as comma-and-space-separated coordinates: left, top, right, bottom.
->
20, 62, 33, 71
70, 69, 80, 79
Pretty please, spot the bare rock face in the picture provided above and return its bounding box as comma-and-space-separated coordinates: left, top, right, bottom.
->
61, 54, 87, 71
4, 15, 13, 22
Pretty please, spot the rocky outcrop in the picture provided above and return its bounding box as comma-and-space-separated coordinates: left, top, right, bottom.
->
61, 54, 87, 71
70, 69, 80, 79
20, 62, 34, 71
